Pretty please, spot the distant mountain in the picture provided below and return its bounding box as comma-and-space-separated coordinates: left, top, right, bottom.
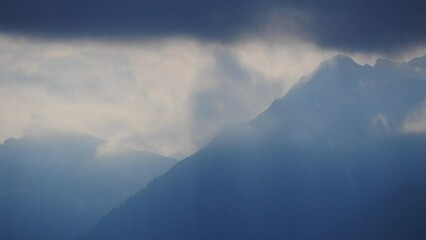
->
0, 132, 176, 240
81, 55, 426, 240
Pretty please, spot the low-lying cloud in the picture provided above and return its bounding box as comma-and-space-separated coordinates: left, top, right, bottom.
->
0, 35, 340, 158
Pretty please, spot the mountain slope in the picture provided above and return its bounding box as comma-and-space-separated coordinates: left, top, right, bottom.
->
0, 132, 176, 240
81, 55, 426, 240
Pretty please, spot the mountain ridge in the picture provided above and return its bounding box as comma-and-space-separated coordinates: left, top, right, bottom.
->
0, 132, 177, 240
80, 55, 426, 240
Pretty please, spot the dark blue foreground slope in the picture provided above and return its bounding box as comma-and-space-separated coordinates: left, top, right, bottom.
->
80, 55, 426, 240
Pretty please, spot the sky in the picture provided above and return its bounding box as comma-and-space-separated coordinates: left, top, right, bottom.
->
1, 0, 426, 158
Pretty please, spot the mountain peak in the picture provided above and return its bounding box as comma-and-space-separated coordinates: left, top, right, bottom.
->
310, 54, 362, 82
320, 54, 358, 68
254, 54, 426, 146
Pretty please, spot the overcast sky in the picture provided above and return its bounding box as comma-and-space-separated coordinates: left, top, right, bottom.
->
1, 0, 426, 158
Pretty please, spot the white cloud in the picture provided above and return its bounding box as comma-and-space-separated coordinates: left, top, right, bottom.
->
403, 101, 426, 133
0, 34, 387, 158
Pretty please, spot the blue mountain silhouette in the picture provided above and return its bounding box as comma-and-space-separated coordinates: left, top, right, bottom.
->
81, 55, 426, 240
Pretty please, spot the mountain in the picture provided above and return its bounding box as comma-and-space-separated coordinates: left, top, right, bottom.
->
0, 132, 176, 240
80, 55, 426, 240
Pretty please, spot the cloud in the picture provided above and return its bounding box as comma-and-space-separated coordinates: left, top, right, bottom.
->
0, 35, 384, 158
403, 101, 426, 133
190, 50, 285, 147
1, 0, 426, 52
0, 36, 210, 158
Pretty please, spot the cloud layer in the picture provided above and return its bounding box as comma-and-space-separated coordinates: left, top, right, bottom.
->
0, 35, 341, 158
1, 0, 426, 52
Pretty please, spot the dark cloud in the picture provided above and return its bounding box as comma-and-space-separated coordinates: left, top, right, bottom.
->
1, 0, 426, 52
296, 0, 426, 52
